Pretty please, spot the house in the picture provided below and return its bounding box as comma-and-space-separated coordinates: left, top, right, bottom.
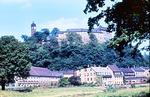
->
130, 67, 147, 84
14, 66, 63, 88
120, 68, 135, 84
107, 65, 124, 85
76, 66, 113, 85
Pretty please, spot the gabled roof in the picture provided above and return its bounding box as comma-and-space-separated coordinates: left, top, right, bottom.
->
91, 67, 109, 72
132, 68, 145, 72
29, 66, 62, 77
107, 65, 121, 72
120, 68, 134, 73
140, 67, 150, 70
31, 21, 36, 27
56, 70, 74, 75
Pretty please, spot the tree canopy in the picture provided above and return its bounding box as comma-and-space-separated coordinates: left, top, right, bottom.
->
0, 36, 31, 90
84, 0, 149, 56
22, 31, 148, 71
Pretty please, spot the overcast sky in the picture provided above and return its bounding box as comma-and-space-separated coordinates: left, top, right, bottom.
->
0, 0, 111, 41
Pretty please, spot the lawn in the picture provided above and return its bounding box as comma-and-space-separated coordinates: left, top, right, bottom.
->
0, 86, 149, 97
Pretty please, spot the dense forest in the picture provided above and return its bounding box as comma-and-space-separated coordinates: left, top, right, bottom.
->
22, 29, 148, 71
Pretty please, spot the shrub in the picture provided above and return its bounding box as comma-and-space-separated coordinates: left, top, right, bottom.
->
58, 77, 70, 87
82, 82, 96, 87
15, 87, 32, 92
131, 83, 136, 88
132, 91, 150, 97
104, 85, 118, 93
68, 76, 81, 86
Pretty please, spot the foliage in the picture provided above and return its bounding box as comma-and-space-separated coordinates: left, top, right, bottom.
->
58, 77, 70, 87
131, 83, 136, 88
15, 87, 33, 92
50, 27, 60, 37
68, 76, 81, 86
84, 0, 149, 56
104, 85, 118, 93
0, 36, 31, 90
95, 76, 103, 86
82, 82, 96, 87
22, 31, 148, 70
147, 77, 150, 83
132, 91, 150, 97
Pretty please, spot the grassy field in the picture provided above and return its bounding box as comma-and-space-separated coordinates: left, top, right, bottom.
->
0, 86, 149, 97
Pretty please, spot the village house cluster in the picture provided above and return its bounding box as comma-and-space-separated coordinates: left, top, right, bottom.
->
12, 65, 149, 88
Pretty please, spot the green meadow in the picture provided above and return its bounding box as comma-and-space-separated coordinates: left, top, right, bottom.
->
0, 86, 149, 97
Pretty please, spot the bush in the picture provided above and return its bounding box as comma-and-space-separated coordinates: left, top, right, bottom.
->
131, 84, 136, 88
132, 91, 150, 97
68, 76, 81, 86
15, 88, 32, 92
58, 77, 70, 87
81, 82, 96, 87
104, 85, 118, 93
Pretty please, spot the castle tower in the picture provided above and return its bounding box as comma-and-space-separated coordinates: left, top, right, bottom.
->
31, 21, 36, 36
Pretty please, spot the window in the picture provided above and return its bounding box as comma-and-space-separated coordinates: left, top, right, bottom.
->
87, 78, 89, 81
90, 73, 92, 76
87, 73, 89, 76
94, 73, 95, 76
91, 78, 92, 81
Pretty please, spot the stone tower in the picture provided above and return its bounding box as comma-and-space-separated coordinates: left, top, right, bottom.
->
31, 21, 36, 36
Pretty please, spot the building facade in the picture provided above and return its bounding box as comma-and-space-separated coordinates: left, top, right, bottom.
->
57, 26, 112, 44
107, 65, 124, 85
76, 66, 116, 86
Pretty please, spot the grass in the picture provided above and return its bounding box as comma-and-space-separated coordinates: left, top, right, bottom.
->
0, 86, 149, 97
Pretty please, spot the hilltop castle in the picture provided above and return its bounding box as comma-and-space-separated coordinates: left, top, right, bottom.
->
30, 22, 112, 43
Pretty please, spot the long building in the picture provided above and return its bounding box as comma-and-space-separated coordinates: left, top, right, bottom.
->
14, 66, 63, 88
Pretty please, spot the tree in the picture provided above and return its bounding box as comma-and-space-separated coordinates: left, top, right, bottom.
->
84, 0, 149, 56
51, 27, 60, 37
58, 77, 70, 87
68, 76, 81, 86
95, 76, 103, 86
0, 36, 31, 90
66, 32, 83, 44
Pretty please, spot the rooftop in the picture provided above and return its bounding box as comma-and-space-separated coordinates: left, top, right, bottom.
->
31, 21, 36, 27
140, 67, 150, 70
91, 67, 110, 73
107, 65, 121, 72
120, 68, 134, 73
131, 68, 145, 72
29, 66, 62, 77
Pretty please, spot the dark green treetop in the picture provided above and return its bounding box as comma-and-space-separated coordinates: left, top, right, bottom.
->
84, 0, 149, 56
0, 36, 31, 90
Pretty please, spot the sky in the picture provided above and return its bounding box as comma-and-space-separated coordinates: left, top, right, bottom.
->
0, 0, 148, 54
0, 0, 109, 41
